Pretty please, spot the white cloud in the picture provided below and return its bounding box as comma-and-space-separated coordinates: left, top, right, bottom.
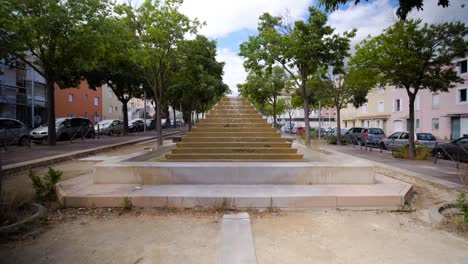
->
328, 0, 467, 47
180, 0, 312, 38
216, 48, 246, 95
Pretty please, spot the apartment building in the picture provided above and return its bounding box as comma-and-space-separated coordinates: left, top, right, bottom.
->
54, 81, 102, 123
341, 86, 393, 134
0, 61, 47, 128
340, 54, 468, 140
101, 84, 122, 120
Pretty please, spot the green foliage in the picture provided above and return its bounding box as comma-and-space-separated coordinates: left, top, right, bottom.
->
457, 192, 468, 224
1, 0, 110, 145
318, 0, 451, 20
122, 197, 132, 210
239, 7, 356, 146
29, 168, 63, 204
352, 19, 467, 159
392, 146, 432, 160
327, 135, 349, 145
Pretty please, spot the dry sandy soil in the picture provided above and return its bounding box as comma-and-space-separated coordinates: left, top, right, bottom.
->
1, 140, 468, 263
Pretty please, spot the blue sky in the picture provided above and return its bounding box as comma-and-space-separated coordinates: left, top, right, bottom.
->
128, 0, 467, 94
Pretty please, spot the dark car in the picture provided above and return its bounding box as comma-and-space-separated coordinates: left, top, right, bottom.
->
0, 118, 30, 146
128, 119, 145, 132
433, 136, 468, 162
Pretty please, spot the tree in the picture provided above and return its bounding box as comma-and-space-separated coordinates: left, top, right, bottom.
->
283, 98, 296, 133
170, 35, 227, 131
121, 0, 199, 145
85, 15, 143, 135
1, 0, 109, 145
240, 7, 355, 146
238, 66, 291, 127
352, 19, 467, 158
319, 0, 453, 20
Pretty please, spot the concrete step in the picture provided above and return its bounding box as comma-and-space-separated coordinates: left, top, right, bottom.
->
57, 179, 413, 209
94, 162, 375, 185
185, 132, 281, 138
171, 148, 298, 154
176, 142, 292, 148
214, 106, 257, 110
199, 118, 268, 124
165, 153, 303, 160
209, 110, 259, 114
197, 123, 272, 128
191, 127, 276, 133
181, 137, 286, 143
205, 113, 263, 119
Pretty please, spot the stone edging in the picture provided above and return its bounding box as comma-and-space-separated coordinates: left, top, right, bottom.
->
428, 202, 460, 226
0, 203, 47, 235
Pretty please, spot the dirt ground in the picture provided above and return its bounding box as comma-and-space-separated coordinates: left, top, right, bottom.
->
1, 140, 468, 263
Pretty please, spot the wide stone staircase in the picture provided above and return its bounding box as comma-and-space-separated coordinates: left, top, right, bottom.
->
165, 96, 303, 161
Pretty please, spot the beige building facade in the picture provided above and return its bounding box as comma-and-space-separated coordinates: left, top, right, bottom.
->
341, 86, 392, 135
101, 84, 123, 120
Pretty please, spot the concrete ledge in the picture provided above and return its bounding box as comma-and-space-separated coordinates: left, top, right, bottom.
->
93, 162, 376, 185
218, 212, 257, 264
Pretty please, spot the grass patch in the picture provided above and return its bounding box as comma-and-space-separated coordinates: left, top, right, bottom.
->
392, 146, 432, 160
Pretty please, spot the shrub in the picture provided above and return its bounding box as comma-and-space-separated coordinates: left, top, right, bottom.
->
122, 197, 132, 210
392, 146, 432, 160
327, 135, 349, 145
457, 192, 468, 224
29, 167, 62, 204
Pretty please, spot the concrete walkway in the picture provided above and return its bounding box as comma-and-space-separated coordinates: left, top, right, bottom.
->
322, 143, 466, 188
0, 128, 186, 171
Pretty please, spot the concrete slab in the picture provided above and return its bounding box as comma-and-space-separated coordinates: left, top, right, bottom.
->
218, 213, 257, 264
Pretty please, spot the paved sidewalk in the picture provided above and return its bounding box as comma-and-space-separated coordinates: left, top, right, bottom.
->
0, 128, 186, 169
322, 143, 466, 188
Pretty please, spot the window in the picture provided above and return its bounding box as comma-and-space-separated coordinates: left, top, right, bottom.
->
68, 94, 74, 102
363, 103, 368, 113
401, 132, 409, 139
378, 87, 385, 94
432, 118, 439, 130
432, 93, 439, 109
394, 99, 401, 112
84, 94, 88, 100
376, 119, 381, 128
108, 105, 113, 113
95, 112, 100, 122
94, 97, 99, 106
415, 118, 420, 129
460, 60, 467, 74
415, 96, 420, 111
0, 119, 22, 129
459, 88, 467, 103
108, 90, 113, 98
378, 101, 384, 113
389, 132, 402, 139
344, 121, 348, 128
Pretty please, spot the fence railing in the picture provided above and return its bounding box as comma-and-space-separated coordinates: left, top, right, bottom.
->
433, 142, 468, 169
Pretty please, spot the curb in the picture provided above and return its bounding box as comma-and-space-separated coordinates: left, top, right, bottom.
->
2, 130, 186, 174
428, 202, 458, 226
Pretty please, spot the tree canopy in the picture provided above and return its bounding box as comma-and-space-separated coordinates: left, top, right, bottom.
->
351, 19, 467, 157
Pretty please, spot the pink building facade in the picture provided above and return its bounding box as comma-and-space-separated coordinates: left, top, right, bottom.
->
388, 55, 468, 140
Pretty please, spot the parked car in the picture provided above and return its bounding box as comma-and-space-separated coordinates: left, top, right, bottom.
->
346, 127, 385, 145
433, 136, 468, 162
332, 128, 348, 136
30, 117, 94, 143
128, 119, 145, 132
281, 124, 296, 134
296, 127, 305, 135
379, 132, 437, 150
95, 119, 124, 135
0, 118, 29, 146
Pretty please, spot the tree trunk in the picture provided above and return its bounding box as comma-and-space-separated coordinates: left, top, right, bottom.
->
122, 101, 129, 136
407, 91, 416, 159
156, 99, 163, 146
301, 82, 310, 147
46, 78, 57, 145
273, 96, 277, 129
172, 106, 177, 128
289, 113, 293, 134
336, 107, 342, 145
188, 109, 193, 132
